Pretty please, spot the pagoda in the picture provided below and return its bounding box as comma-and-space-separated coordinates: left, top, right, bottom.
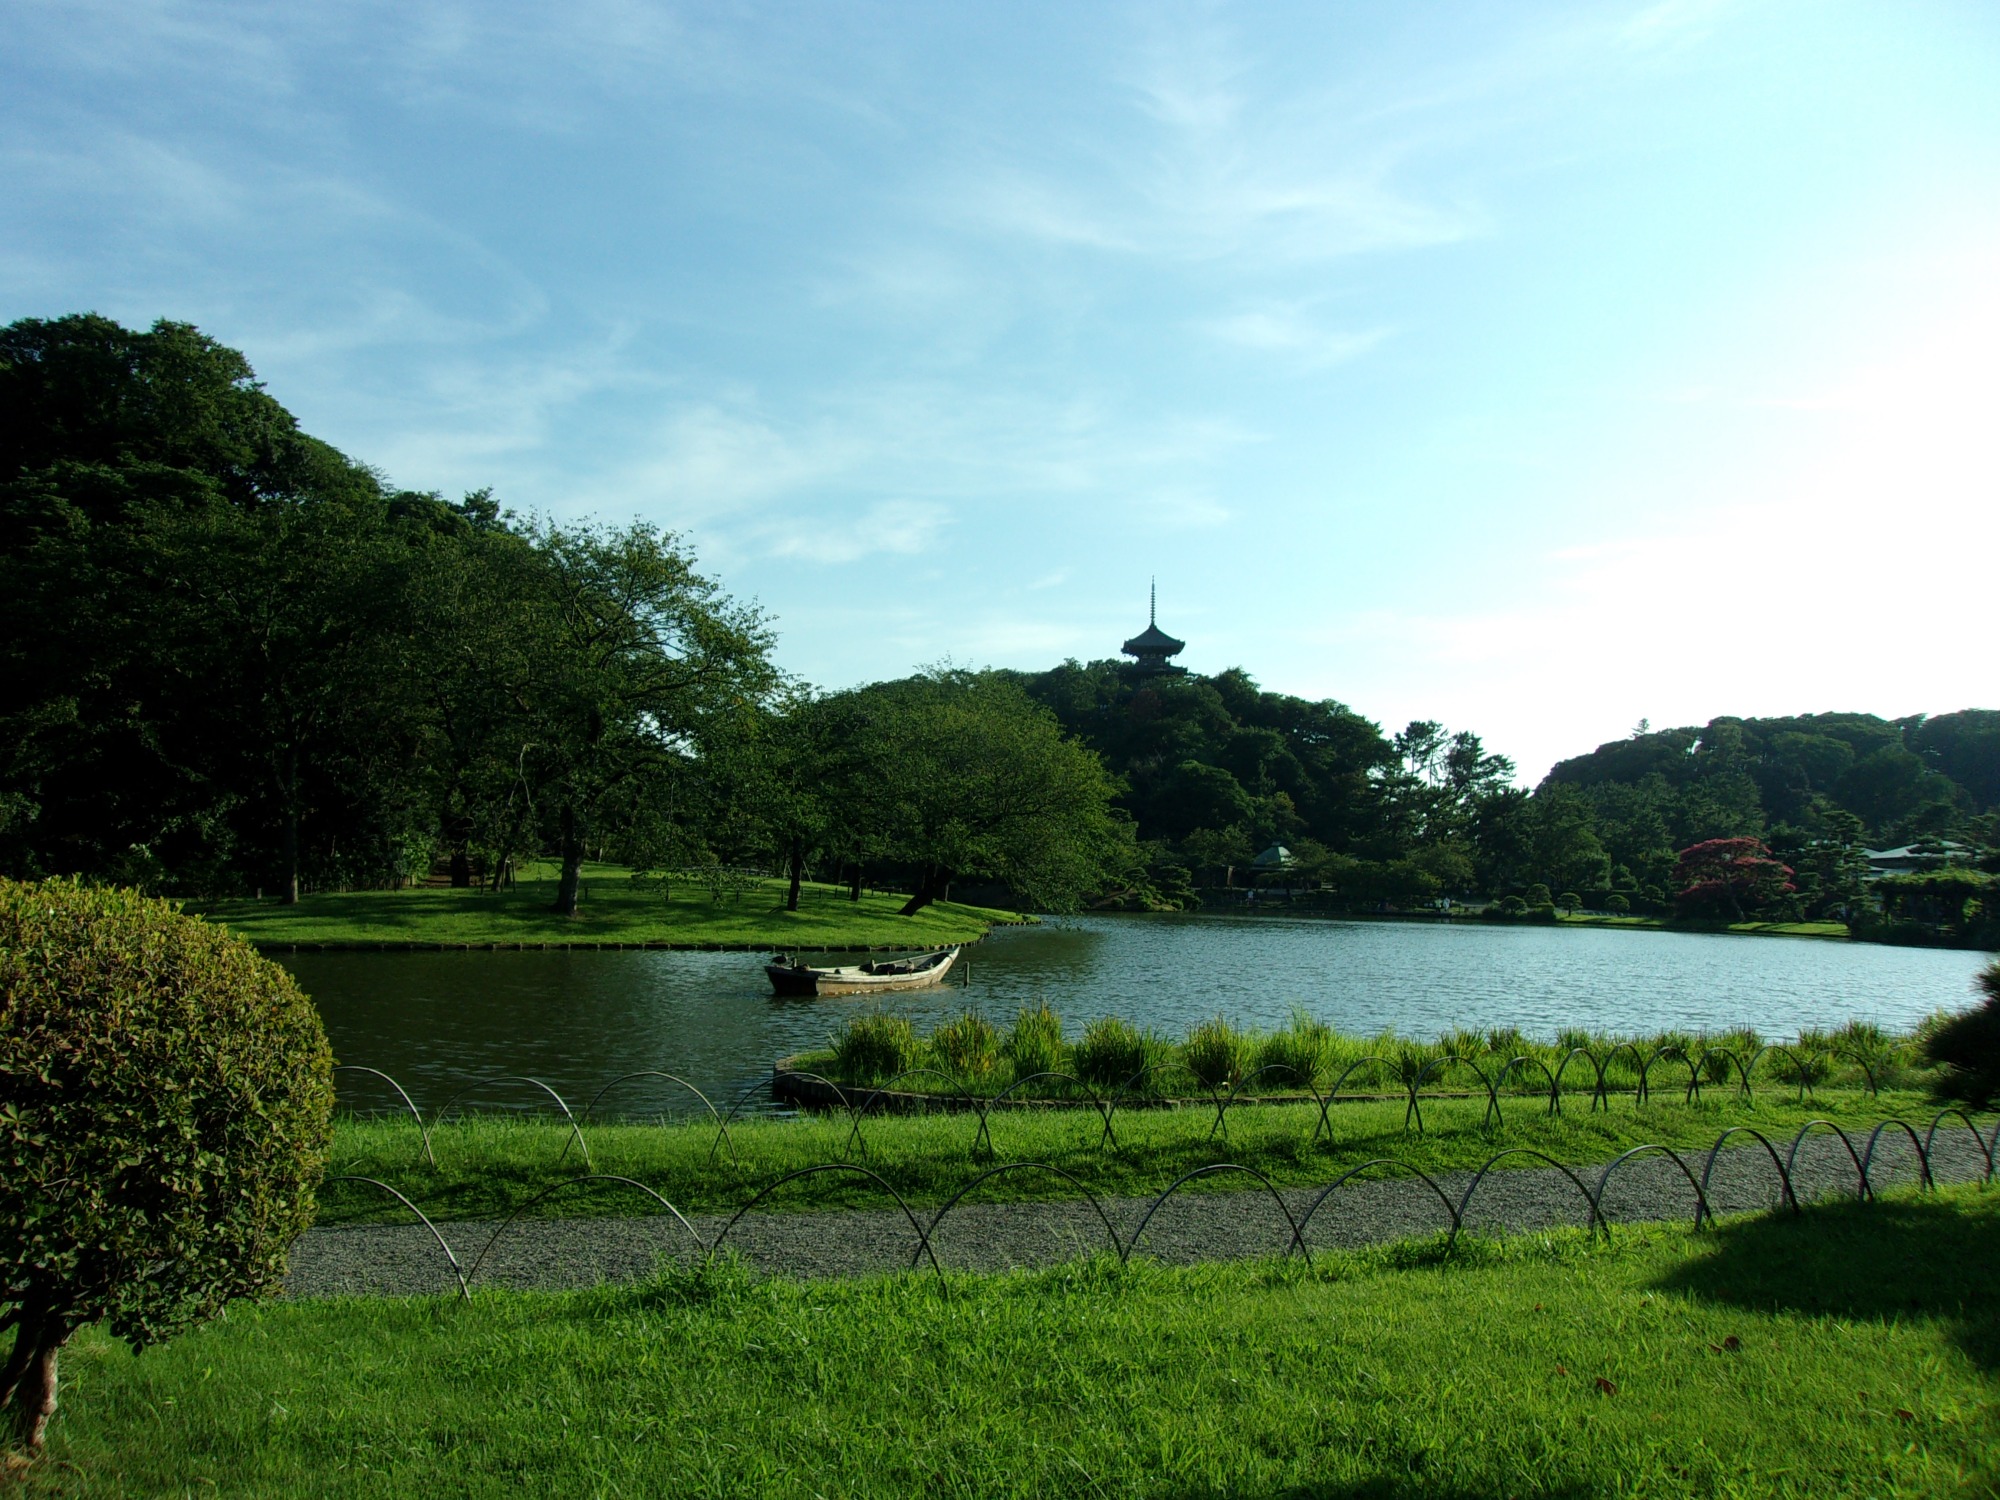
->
1120, 580, 1187, 676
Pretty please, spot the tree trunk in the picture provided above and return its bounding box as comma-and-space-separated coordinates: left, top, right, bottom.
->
785, 836, 805, 913
284, 748, 306, 912
448, 846, 472, 888
552, 802, 583, 917
848, 863, 863, 903
1, 1305, 69, 1454
897, 865, 951, 917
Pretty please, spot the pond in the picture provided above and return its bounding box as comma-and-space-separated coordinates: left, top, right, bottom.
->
282, 914, 1991, 1119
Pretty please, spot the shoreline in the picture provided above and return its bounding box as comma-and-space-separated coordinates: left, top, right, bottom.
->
183, 863, 1031, 952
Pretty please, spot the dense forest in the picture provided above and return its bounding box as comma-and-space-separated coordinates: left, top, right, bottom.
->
1011, 659, 1998, 927
5, 314, 1995, 931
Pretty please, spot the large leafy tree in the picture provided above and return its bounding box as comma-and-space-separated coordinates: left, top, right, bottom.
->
716, 690, 877, 911
0, 315, 421, 896
506, 522, 776, 917
852, 671, 1129, 915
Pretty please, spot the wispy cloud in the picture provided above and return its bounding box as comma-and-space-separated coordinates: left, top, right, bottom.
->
1198, 305, 1387, 368
1622, 0, 1734, 51
748, 498, 951, 565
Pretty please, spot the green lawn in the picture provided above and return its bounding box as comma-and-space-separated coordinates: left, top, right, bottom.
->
188, 861, 1024, 948
30, 1189, 1999, 1497
1554, 913, 1851, 939
320, 1087, 1963, 1224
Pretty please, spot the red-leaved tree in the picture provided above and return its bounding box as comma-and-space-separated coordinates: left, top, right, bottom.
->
1672, 838, 1795, 921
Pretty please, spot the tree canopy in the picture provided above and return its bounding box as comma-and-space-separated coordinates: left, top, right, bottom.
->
4, 313, 1993, 917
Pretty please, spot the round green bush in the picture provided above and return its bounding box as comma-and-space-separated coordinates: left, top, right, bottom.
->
0, 880, 333, 1451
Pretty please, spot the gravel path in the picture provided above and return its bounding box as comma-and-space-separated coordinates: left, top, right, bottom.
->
286, 1126, 1996, 1299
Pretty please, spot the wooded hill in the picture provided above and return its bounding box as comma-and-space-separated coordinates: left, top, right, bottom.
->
1011, 658, 1998, 918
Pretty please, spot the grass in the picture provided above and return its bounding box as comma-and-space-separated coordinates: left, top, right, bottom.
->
319, 1086, 1967, 1224
185, 860, 1023, 948
1553, 913, 1851, 939
26, 1188, 2000, 1497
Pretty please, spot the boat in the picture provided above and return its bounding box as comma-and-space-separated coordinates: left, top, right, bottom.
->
764, 946, 960, 997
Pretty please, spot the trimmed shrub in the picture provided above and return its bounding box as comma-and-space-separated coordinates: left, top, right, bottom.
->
1183, 1015, 1249, 1091
1006, 1003, 1066, 1082
0, 879, 334, 1451
830, 1012, 920, 1084
1073, 1016, 1149, 1090
1604, 893, 1631, 915
930, 1010, 998, 1081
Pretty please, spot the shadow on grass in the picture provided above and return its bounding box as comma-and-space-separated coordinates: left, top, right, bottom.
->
1652, 1193, 1999, 1371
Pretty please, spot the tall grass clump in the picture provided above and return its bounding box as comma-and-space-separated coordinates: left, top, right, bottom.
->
1392, 1036, 1449, 1089
931, 1010, 999, 1081
1256, 1007, 1334, 1090
1183, 1014, 1249, 1091
1006, 1003, 1066, 1082
1072, 1016, 1150, 1090
1700, 1028, 1762, 1087
830, 1012, 921, 1084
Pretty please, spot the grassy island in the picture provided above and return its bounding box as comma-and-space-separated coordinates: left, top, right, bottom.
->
189, 861, 1026, 951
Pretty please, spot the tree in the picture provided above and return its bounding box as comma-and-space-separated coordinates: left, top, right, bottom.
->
0, 315, 436, 899
722, 689, 873, 911
1180, 825, 1256, 888
506, 522, 776, 917
1920, 959, 2000, 1109
0, 879, 332, 1451
853, 671, 1128, 915
1672, 837, 1794, 921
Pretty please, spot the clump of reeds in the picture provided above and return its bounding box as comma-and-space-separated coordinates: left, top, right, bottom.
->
1073, 1016, 1150, 1090
1006, 1002, 1066, 1082
1183, 1014, 1249, 1090
829, 1012, 921, 1084
931, 1010, 999, 1080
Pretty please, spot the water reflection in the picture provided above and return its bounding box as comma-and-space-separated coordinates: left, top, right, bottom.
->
281, 914, 1990, 1118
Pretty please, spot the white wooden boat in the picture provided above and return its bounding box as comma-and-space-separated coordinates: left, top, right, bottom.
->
764, 946, 960, 997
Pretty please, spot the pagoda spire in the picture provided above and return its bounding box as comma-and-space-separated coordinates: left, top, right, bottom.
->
1121, 578, 1186, 675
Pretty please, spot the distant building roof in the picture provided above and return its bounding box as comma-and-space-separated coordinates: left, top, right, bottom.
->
1121, 622, 1185, 656
1862, 841, 1970, 878
1251, 843, 1293, 868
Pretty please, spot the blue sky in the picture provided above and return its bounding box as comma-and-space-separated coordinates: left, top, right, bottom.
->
6, 0, 1997, 780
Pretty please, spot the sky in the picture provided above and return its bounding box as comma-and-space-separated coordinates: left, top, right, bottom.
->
5, 0, 1997, 782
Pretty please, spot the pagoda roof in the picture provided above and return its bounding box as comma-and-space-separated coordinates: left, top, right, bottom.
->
1121, 623, 1185, 656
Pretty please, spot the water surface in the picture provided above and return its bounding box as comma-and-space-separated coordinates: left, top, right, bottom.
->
283, 914, 1989, 1117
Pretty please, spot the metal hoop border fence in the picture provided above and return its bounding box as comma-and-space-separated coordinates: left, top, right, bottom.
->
318, 1108, 1998, 1300
328, 1025, 1916, 1190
